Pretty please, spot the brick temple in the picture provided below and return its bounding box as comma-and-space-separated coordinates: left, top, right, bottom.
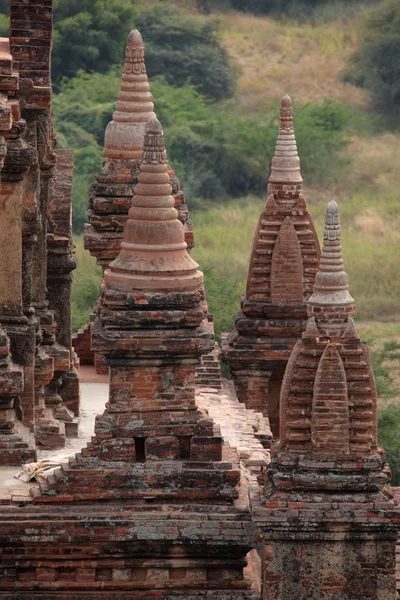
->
222, 95, 320, 437
253, 200, 398, 599
0, 0, 79, 461
0, 2, 398, 599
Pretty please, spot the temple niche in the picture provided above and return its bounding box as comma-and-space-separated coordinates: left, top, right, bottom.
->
0, 2, 398, 600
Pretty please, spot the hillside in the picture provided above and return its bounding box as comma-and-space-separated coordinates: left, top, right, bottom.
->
221, 10, 366, 112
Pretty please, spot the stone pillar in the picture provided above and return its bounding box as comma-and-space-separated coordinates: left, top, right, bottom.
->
31, 153, 70, 449
253, 201, 399, 600
9, 0, 74, 449
0, 118, 37, 461
222, 96, 320, 436
47, 149, 80, 424
1, 118, 38, 432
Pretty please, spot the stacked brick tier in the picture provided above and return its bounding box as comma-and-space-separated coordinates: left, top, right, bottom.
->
37, 118, 238, 504
82, 29, 194, 376
252, 201, 399, 600
46, 149, 80, 438
223, 95, 320, 437
196, 341, 223, 390
71, 324, 93, 366
6, 117, 260, 598
195, 316, 223, 390
84, 29, 155, 270
0, 500, 257, 599
196, 382, 271, 475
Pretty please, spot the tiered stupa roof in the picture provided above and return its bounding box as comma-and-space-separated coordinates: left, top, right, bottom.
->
222, 96, 320, 432
105, 116, 202, 291
103, 29, 155, 163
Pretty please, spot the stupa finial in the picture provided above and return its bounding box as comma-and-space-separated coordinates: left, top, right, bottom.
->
104, 117, 203, 292
103, 28, 155, 161
127, 29, 142, 47
308, 200, 355, 329
268, 94, 302, 188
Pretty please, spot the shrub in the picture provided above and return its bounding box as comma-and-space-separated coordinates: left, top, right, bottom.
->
136, 3, 234, 101
379, 403, 400, 486
71, 237, 102, 331
52, 0, 137, 83
342, 0, 400, 112
202, 266, 243, 341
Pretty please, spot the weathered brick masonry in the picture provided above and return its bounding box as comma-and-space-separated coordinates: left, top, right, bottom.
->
252, 201, 399, 600
222, 95, 320, 437
0, 0, 80, 458
82, 28, 196, 375
0, 117, 258, 598
0, 2, 399, 599
84, 29, 193, 271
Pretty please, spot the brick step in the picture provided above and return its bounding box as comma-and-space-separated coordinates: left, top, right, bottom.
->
196, 380, 222, 387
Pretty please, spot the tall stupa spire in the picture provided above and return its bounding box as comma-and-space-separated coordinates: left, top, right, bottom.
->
268, 94, 303, 189
308, 200, 354, 318
104, 29, 155, 161
104, 116, 203, 291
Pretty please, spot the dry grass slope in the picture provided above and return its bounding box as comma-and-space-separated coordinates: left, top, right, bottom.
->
220, 11, 366, 113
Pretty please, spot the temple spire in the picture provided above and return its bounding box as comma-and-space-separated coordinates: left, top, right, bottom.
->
104, 116, 203, 291
104, 29, 155, 161
308, 200, 354, 310
269, 94, 303, 188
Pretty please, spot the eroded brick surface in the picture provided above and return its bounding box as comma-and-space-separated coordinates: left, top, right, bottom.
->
222, 96, 320, 434
0, 0, 79, 460
0, 117, 259, 598
253, 201, 399, 600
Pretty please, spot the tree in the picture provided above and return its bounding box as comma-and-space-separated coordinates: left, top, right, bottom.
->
0, 0, 9, 36
135, 3, 234, 101
52, 0, 137, 83
342, 0, 400, 111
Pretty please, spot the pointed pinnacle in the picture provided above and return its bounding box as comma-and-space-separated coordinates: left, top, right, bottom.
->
103, 27, 155, 161
104, 113, 203, 292
127, 29, 143, 47
145, 115, 163, 136
308, 200, 354, 308
269, 94, 302, 185
280, 94, 293, 130
141, 116, 167, 165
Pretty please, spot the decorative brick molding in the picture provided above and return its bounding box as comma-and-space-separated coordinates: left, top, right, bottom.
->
1, 117, 259, 597
253, 201, 399, 600
223, 95, 320, 437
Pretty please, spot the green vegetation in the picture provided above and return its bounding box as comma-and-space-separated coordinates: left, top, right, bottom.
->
54, 65, 352, 231
342, 0, 400, 112
52, 0, 138, 84
136, 3, 234, 101
72, 239, 102, 331
379, 403, 400, 485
